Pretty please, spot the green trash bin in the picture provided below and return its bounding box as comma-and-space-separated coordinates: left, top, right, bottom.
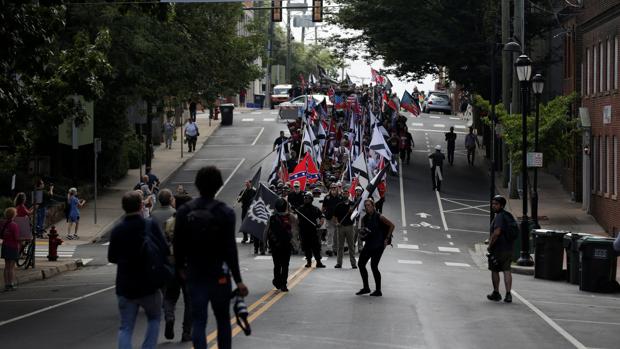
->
220, 103, 234, 126
578, 236, 619, 292
563, 233, 591, 284
532, 229, 568, 280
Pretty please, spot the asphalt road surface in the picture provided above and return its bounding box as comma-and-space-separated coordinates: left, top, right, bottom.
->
1, 110, 619, 349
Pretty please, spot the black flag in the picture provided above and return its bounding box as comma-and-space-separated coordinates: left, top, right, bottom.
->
250, 167, 261, 189
239, 184, 279, 240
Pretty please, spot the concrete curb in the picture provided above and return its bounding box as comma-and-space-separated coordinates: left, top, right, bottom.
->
89, 122, 222, 244
473, 243, 535, 276
1, 259, 81, 289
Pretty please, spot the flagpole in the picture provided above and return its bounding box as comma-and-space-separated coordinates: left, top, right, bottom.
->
250, 148, 276, 169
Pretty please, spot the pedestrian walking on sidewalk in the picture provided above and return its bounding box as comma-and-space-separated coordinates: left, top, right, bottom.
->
356, 199, 394, 297
266, 198, 296, 292
486, 195, 514, 303
66, 188, 85, 240
428, 145, 445, 192
465, 127, 479, 166
445, 127, 457, 165
237, 180, 256, 244
184, 119, 199, 153
108, 191, 170, 349
174, 166, 248, 349
164, 118, 175, 149
189, 99, 197, 122
1, 208, 20, 291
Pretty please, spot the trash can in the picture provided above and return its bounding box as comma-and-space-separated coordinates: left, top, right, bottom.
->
578, 236, 619, 292
563, 233, 591, 284
220, 104, 235, 126
532, 229, 568, 280
254, 94, 265, 109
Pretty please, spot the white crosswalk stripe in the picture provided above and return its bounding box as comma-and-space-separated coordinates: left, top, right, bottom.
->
254, 256, 272, 260
438, 246, 461, 253
35, 245, 76, 258
397, 244, 419, 250
445, 262, 470, 267
429, 116, 440, 119
241, 118, 255, 122
251, 111, 262, 114
398, 260, 423, 265
449, 117, 460, 120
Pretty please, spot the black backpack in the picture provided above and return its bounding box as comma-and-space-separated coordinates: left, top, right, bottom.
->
501, 211, 520, 241
185, 200, 226, 265
141, 219, 174, 289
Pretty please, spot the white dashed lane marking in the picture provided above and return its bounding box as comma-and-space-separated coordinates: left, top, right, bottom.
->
398, 260, 423, 265
241, 118, 255, 122
438, 246, 461, 253
263, 118, 275, 121
430, 116, 440, 119
433, 124, 445, 128
397, 244, 420, 250
454, 125, 467, 129
411, 122, 424, 127
449, 117, 460, 120
445, 262, 470, 267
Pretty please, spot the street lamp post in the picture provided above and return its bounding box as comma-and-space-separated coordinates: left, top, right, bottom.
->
515, 54, 534, 266
531, 74, 544, 228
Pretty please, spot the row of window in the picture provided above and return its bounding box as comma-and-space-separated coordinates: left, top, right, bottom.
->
593, 135, 618, 197
584, 37, 619, 95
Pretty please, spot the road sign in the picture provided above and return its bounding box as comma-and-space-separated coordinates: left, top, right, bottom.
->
58, 95, 94, 148
293, 15, 316, 27
527, 152, 543, 168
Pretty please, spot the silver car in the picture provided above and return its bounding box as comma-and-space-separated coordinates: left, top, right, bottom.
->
423, 93, 452, 115
278, 94, 333, 120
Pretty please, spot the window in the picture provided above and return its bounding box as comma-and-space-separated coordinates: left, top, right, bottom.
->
607, 39, 612, 91
594, 46, 598, 94
605, 136, 609, 194
600, 136, 604, 194
587, 48, 591, 95
600, 42, 604, 92
581, 63, 584, 96
593, 136, 598, 191
614, 136, 618, 197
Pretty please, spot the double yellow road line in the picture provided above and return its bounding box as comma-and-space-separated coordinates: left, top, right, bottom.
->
206, 263, 315, 348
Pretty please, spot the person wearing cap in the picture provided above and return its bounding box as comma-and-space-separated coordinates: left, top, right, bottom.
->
297, 192, 326, 268
333, 193, 358, 269
429, 145, 445, 192
322, 183, 344, 257
287, 181, 304, 210
486, 195, 514, 303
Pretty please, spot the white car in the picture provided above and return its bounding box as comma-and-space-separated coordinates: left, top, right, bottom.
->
278, 94, 333, 120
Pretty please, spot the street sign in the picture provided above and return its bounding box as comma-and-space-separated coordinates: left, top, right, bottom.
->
527, 152, 543, 168
58, 95, 94, 148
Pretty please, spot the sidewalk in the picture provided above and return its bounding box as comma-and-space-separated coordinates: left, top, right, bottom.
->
0, 109, 242, 289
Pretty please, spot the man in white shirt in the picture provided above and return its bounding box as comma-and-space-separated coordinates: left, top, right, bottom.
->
184, 119, 199, 152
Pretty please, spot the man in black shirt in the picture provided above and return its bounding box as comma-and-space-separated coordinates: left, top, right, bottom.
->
333, 197, 358, 269
486, 195, 514, 303
237, 180, 256, 243
287, 181, 304, 210
445, 127, 457, 165
273, 131, 289, 155
429, 145, 445, 191
298, 192, 326, 268
174, 166, 248, 349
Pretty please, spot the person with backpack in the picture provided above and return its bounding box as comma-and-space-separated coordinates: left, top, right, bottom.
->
173, 166, 248, 349
428, 145, 445, 191
108, 190, 171, 349
266, 198, 296, 292
356, 199, 394, 297
486, 195, 516, 303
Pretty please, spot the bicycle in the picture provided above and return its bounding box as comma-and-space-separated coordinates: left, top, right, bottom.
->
16, 238, 35, 269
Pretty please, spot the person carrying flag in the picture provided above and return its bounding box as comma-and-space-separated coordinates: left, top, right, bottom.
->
236, 180, 256, 244
298, 192, 326, 268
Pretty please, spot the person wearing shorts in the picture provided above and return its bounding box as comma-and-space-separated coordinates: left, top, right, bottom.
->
486, 195, 514, 303
1, 207, 20, 291
66, 188, 86, 240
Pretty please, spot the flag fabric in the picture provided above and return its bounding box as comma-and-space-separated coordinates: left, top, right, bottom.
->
401, 90, 420, 116
334, 94, 346, 110
303, 123, 322, 166
309, 74, 317, 85
328, 86, 335, 103
351, 152, 369, 181
317, 64, 328, 79
383, 92, 398, 111
350, 166, 389, 220
384, 77, 393, 91
239, 184, 280, 240
371, 68, 386, 85
268, 141, 287, 185
250, 167, 261, 189
304, 152, 320, 183
288, 153, 320, 191
369, 124, 398, 172
314, 98, 328, 118
345, 73, 353, 86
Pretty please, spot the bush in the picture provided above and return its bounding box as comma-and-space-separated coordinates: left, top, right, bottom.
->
125, 134, 144, 169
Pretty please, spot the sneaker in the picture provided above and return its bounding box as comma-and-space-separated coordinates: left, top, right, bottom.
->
504, 292, 512, 303
165, 321, 174, 340
73, 234, 79, 240
334, 264, 342, 268
305, 262, 312, 268
280, 286, 289, 292
486, 291, 502, 302
181, 333, 192, 342
315, 263, 326, 268
352, 265, 358, 269
66, 235, 73, 240
369, 290, 382, 297
355, 288, 371, 295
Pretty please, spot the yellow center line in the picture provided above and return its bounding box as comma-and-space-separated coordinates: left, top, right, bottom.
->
206, 263, 315, 348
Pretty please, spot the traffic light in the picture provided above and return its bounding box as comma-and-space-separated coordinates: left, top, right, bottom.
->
272, 0, 282, 22
312, 0, 323, 22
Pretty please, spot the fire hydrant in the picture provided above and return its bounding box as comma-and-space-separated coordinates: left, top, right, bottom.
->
47, 225, 63, 261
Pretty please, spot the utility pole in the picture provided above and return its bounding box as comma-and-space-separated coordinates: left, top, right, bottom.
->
301, 0, 307, 44
286, 0, 292, 83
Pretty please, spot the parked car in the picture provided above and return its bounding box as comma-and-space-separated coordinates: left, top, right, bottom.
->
423, 92, 452, 114
270, 84, 293, 108
278, 94, 333, 120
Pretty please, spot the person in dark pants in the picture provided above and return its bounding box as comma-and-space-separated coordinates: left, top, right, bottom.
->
465, 127, 479, 165
486, 195, 514, 303
297, 192, 326, 268
237, 180, 256, 243
287, 181, 304, 210
428, 145, 445, 191
174, 166, 249, 349
399, 129, 414, 165
266, 198, 296, 292
356, 199, 394, 297
445, 127, 457, 165
189, 99, 197, 122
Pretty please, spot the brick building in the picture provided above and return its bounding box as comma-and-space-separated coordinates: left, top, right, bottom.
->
571, 0, 620, 234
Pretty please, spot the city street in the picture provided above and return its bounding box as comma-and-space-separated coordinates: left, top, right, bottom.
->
0, 110, 618, 349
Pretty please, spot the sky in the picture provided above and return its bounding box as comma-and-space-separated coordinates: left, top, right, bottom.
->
280, 1, 438, 97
